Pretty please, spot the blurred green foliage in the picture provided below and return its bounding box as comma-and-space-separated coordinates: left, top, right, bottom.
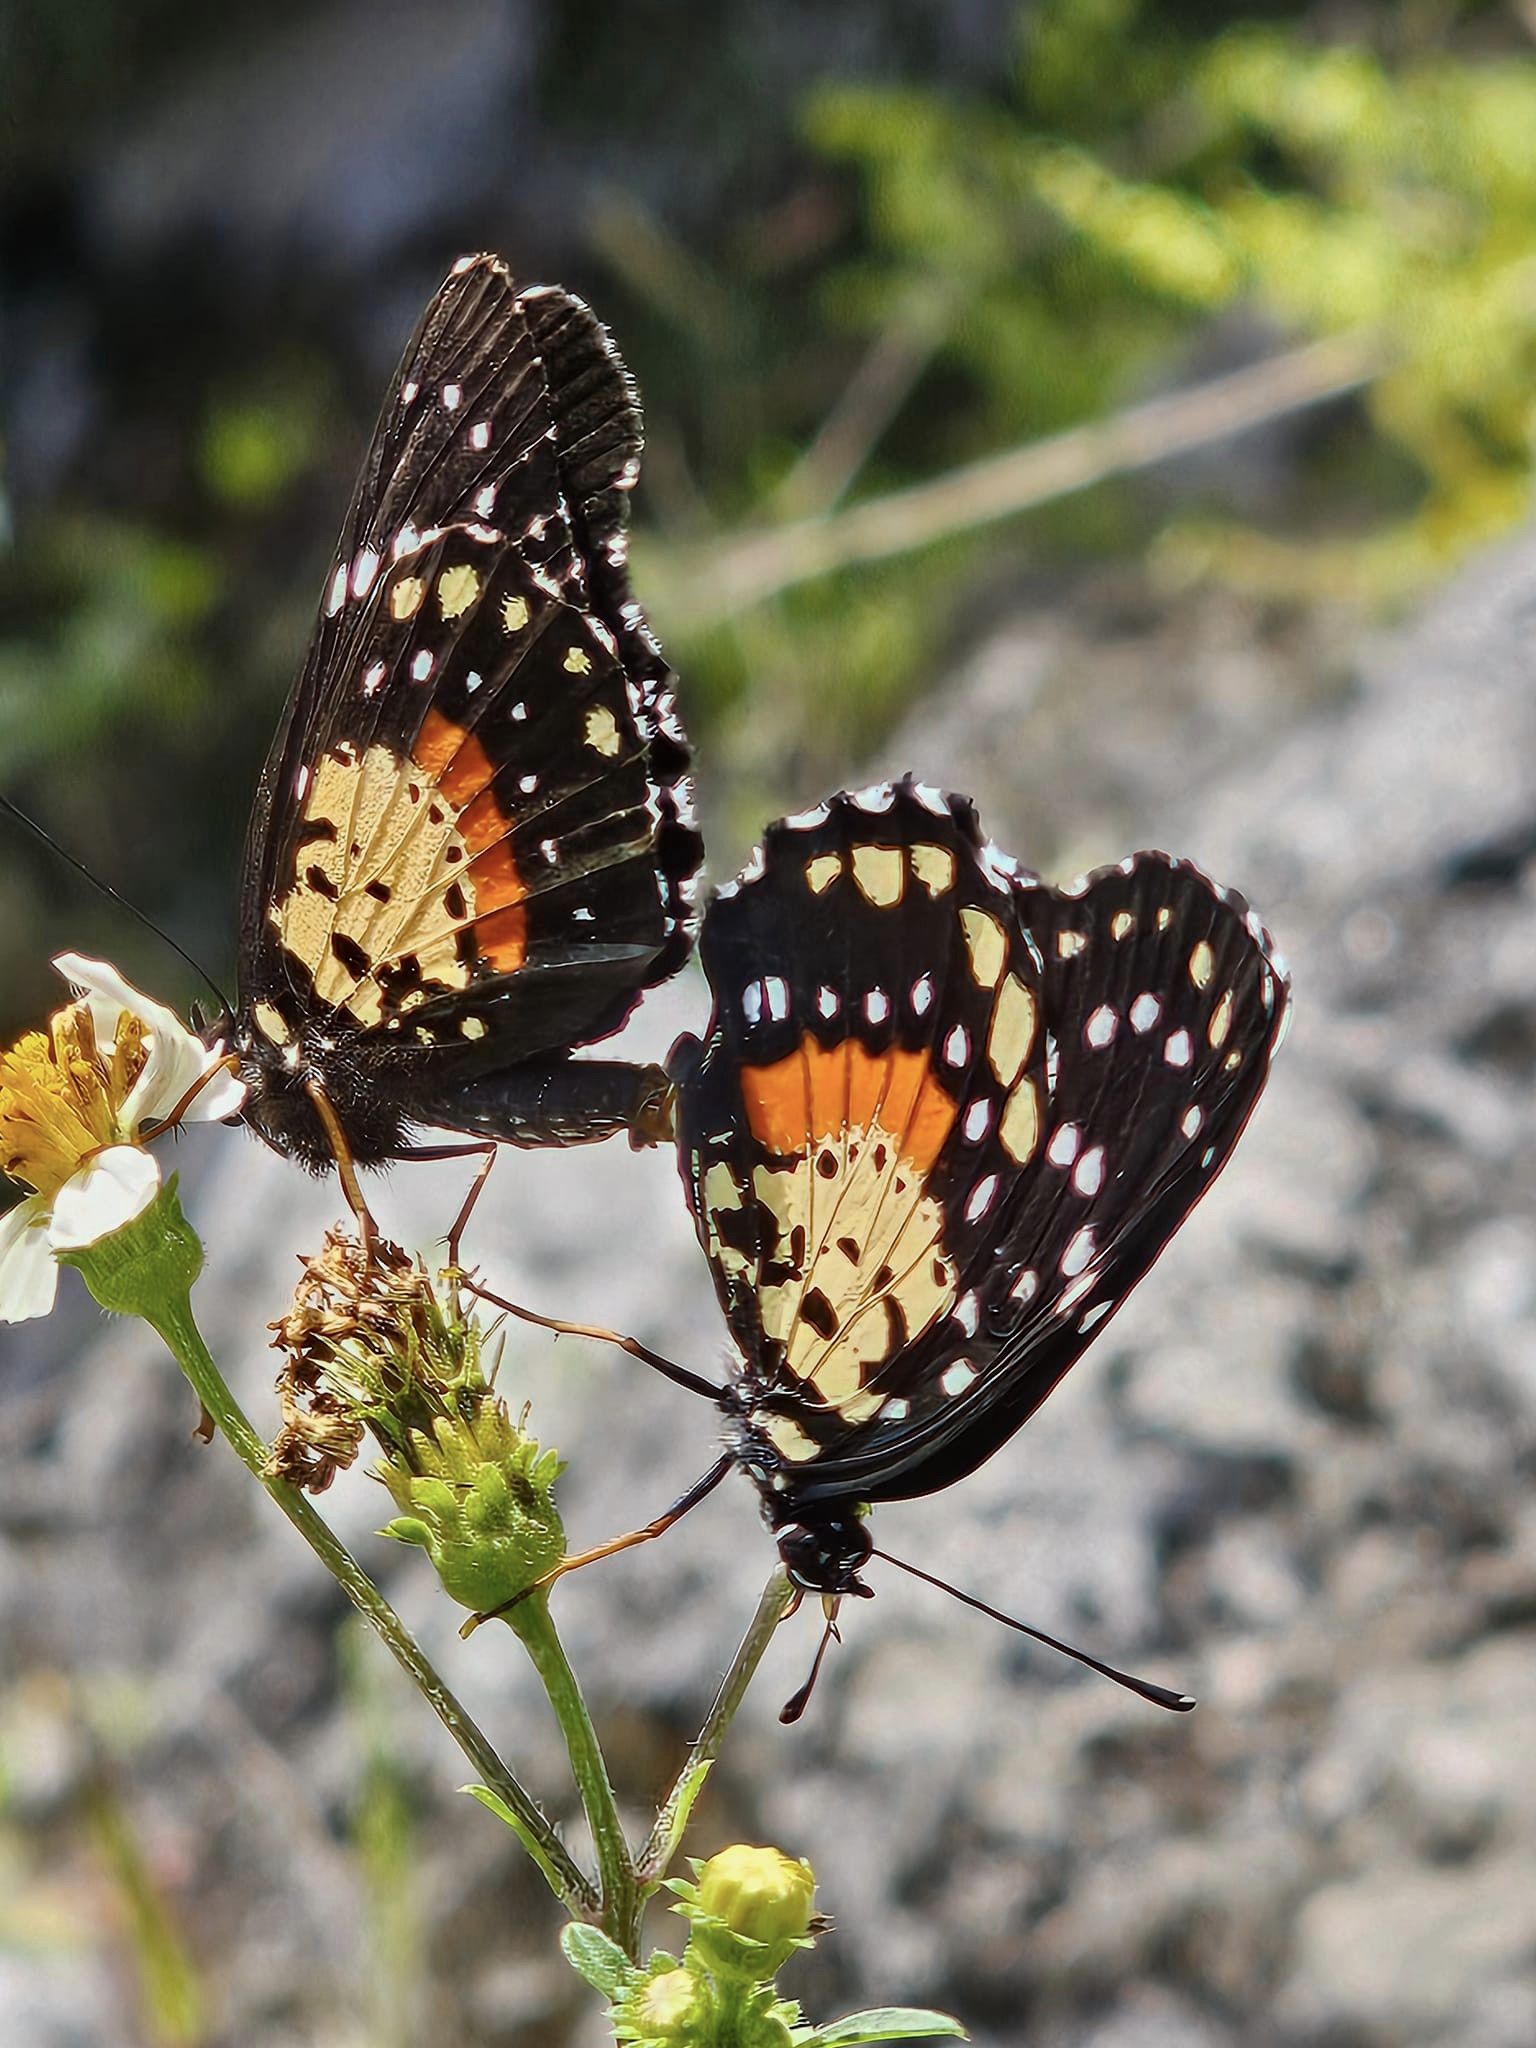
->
657, 1, 1536, 792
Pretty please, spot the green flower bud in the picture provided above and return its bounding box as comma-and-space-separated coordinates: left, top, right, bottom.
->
378, 1392, 565, 1612
672, 1844, 817, 1983
613, 1962, 714, 2045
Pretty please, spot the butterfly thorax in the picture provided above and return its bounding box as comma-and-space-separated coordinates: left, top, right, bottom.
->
225, 1015, 411, 1171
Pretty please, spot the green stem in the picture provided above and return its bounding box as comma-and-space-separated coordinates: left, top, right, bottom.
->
506, 1594, 640, 1957
143, 1289, 594, 1914
638, 1571, 795, 1884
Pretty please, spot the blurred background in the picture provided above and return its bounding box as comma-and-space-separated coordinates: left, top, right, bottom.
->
3, 2, 1536, 2044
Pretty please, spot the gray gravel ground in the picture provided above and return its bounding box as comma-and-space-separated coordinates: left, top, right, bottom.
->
3, 531, 1535, 2046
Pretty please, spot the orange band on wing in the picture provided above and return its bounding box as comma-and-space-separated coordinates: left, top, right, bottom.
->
743, 1034, 956, 1171
415, 709, 527, 968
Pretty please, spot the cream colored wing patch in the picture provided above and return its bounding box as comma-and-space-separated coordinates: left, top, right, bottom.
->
270, 706, 527, 1028
732, 1034, 960, 1421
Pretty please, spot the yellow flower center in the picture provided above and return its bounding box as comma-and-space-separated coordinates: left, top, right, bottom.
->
0, 1003, 149, 1200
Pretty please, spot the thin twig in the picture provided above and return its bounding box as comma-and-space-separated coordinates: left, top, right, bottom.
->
664, 327, 1386, 622
770, 283, 959, 519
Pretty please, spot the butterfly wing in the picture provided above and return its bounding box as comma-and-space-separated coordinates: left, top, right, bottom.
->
237, 256, 700, 1081
675, 783, 1289, 1510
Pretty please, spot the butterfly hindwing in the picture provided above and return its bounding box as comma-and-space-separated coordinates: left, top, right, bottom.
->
676, 781, 1290, 1511
675, 783, 1050, 1479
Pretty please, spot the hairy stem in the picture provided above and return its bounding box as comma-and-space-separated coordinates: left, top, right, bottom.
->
506, 1595, 640, 1956
144, 1290, 594, 1913
639, 1571, 796, 1883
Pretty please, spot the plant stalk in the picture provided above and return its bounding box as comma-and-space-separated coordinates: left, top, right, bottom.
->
506, 1595, 641, 1956
639, 1571, 796, 1883
143, 1290, 594, 1913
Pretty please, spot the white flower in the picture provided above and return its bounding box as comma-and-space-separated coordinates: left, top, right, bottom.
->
0, 954, 245, 1323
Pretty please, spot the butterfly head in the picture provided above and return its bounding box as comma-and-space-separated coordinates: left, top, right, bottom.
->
771, 1508, 876, 1599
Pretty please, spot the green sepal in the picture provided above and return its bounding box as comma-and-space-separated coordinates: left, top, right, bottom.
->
560, 1920, 639, 2001
807, 2009, 969, 2045
59, 1175, 203, 1319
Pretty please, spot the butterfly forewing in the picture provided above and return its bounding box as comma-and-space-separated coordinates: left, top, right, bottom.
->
676, 780, 1289, 1511
252, 527, 674, 1053
233, 256, 702, 1164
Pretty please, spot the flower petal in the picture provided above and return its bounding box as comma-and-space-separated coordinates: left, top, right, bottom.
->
48, 1146, 161, 1251
0, 1195, 59, 1323
52, 952, 246, 1130
174, 1043, 248, 1125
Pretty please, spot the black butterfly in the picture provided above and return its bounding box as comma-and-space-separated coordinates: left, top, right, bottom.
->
665, 777, 1290, 1599
220, 255, 702, 1175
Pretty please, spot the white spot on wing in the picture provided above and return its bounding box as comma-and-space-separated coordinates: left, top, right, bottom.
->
849, 782, 896, 813
941, 1358, 978, 1396
1061, 1226, 1096, 1277
1086, 1004, 1117, 1049
865, 988, 891, 1025
1164, 1028, 1193, 1067
1130, 992, 1162, 1033
965, 1174, 999, 1222
351, 549, 380, 600
1047, 1123, 1081, 1168
1073, 1145, 1105, 1196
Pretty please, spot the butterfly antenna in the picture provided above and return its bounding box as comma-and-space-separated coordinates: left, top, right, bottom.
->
0, 792, 232, 1015
871, 1547, 1195, 1713
779, 1604, 843, 1725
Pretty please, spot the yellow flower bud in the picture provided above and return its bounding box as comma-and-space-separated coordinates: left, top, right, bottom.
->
684, 1845, 816, 1982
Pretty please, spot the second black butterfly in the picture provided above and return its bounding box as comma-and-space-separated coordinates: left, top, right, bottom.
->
220, 255, 702, 1174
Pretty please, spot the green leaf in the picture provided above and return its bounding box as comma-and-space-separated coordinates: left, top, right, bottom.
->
644, 1756, 713, 1881
462, 1786, 575, 1905
814, 2010, 968, 2046
559, 1920, 637, 2000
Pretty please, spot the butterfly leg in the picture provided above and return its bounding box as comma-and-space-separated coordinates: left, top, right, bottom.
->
138, 1051, 244, 1142
466, 1280, 724, 1401
447, 1146, 497, 1267
461, 1453, 736, 1635
304, 1079, 379, 1256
